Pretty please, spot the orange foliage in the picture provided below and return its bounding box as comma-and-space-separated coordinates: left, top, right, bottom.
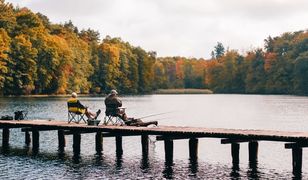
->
264, 52, 277, 72
175, 58, 184, 80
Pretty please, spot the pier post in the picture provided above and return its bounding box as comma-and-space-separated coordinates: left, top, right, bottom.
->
73, 133, 81, 155
32, 129, 39, 153
58, 130, 66, 152
141, 135, 149, 156
189, 138, 198, 161
96, 131, 103, 153
25, 131, 31, 146
116, 136, 123, 155
248, 141, 258, 163
2, 128, 10, 148
292, 147, 302, 174
164, 139, 174, 165
231, 143, 240, 164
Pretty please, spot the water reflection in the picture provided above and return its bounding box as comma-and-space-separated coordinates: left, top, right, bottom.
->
57, 151, 67, 161
230, 163, 240, 179
140, 153, 149, 171
293, 173, 302, 180
188, 158, 198, 177
163, 162, 174, 179
72, 154, 81, 164
247, 161, 260, 179
115, 151, 123, 170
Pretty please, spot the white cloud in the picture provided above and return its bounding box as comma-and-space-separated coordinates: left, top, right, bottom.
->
5, 0, 308, 58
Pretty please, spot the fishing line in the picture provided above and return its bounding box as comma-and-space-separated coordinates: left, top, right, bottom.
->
137, 111, 175, 119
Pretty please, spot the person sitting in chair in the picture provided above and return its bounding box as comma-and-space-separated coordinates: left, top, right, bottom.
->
104, 90, 158, 127
68, 92, 101, 119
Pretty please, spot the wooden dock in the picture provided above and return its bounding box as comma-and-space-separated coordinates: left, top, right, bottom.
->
1, 119, 308, 175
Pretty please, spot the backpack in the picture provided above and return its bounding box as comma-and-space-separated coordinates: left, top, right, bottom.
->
14, 111, 26, 120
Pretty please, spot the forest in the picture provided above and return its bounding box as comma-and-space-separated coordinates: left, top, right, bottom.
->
0, 0, 308, 95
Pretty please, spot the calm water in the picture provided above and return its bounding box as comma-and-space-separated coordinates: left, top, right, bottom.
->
1, 94, 308, 179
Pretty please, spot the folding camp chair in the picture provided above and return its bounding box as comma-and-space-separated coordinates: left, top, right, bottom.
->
68, 110, 87, 124
67, 98, 89, 124
103, 107, 125, 125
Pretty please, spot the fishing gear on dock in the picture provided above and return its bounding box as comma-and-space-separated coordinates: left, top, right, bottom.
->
0, 110, 28, 120
14, 110, 28, 120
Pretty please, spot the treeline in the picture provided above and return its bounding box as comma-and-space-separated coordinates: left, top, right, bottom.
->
150, 30, 308, 95
0, 1, 308, 95
204, 31, 308, 95
0, 1, 156, 95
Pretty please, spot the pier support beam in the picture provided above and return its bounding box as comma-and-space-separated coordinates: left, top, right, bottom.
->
164, 139, 174, 165
73, 133, 81, 155
32, 129, 39, 153
189, 138, 198, 161
292, 147, 302, 174
58, 130, 66, 152
221, 139, 258, 165
285, 143, 305, 175
141, 135, 149, 156
231, 143, 240, 164
2, 128, 10, 148
116, 136, 123, 155
248, 141, 258, 163
96, 131, 103, 153
25, 131, 31, 146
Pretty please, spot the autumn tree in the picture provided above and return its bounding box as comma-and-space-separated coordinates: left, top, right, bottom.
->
213, 42, 225, 59
5, 34, 37, 95
0, 28, 10, 94
293, 52, 308, 95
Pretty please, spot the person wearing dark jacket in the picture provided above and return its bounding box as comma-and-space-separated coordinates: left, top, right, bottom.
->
104, 90, 158, 127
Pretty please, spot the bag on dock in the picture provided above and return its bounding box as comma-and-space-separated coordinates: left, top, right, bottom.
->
0, 115, 14, 120
87, 118, 101, 126
14, 111, 27, 120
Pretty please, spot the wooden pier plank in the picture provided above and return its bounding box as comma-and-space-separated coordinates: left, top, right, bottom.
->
1, 120, 308, 143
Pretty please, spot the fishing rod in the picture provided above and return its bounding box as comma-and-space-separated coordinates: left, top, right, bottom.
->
137, 111, 174, 119
147, 116, 173, 122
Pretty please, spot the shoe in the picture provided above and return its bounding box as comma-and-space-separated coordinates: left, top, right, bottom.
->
95, 109, 101, 119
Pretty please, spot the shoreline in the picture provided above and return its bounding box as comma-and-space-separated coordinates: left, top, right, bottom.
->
0, 89, 214, 97
154, 88, 213, 94
2, 89, 307, 97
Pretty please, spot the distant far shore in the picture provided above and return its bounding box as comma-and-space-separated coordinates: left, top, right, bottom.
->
0, 89, 213, 97
0, 94, 99, 98
154, 89, 213, 94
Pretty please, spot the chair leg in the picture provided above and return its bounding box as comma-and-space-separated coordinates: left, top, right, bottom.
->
115, 117, 124, 125
68, 112, 73, 123
81, 114, 87, 124
106, 116, 112, 125
68, 112, 86, 124
103, 116, 114, 125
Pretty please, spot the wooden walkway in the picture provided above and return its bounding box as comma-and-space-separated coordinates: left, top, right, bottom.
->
1, 119, 308, 175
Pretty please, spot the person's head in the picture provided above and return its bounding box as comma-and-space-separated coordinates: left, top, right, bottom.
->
110, 89, 118, 95
71, 92, 77, 98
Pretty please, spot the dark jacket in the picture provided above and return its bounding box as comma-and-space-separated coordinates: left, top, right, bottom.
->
104, 94, 122, 115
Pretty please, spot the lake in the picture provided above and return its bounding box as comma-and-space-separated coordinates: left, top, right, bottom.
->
0, 94, 308, 179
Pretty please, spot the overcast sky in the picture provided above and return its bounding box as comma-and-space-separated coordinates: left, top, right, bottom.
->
6, 0, 308, 58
